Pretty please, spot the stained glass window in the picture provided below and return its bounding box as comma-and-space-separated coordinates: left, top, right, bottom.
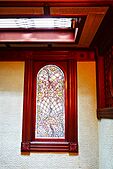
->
35, 65, 65, 139
0, 18, 73, 29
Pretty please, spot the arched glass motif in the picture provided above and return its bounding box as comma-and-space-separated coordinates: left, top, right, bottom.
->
35, 65, 65, 138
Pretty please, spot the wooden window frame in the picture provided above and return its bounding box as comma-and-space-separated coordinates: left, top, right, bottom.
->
21, 51, 78, 153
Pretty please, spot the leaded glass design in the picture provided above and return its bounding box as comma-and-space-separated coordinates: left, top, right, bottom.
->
0, 18, 72, 29
35, 65, 65, 138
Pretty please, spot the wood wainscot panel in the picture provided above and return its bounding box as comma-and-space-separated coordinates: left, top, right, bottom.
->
97, 107, 113, 119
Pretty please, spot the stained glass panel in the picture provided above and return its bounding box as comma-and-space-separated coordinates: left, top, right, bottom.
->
35, 65, 65, 138
0, 18, 72, 29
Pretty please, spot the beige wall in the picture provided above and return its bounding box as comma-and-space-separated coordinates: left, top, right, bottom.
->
99, 119, 113, 169
0, 61, 98, 169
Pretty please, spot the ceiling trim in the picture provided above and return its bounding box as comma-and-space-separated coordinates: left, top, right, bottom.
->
51, 6, 108, 47
0, 6, 108, 48
0, 7, 44, 16
0, 0, 113, 7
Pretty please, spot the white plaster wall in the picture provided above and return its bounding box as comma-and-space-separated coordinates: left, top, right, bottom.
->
0, 61, 98, 169
99, 119, 113, 169
77, 62, 98, 169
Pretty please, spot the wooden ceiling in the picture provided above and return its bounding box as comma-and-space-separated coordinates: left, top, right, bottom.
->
0, 0, 113, 54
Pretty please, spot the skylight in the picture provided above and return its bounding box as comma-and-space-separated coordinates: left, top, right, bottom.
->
0, 18, 74, 29
0, 17, 83, 43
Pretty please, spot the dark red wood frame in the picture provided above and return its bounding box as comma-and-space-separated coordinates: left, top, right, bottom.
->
32, 61, 68, 142
0, 0, 113, 7
97, 45, 113, 119
21, 51, 78, 153
0, 49, 95, 152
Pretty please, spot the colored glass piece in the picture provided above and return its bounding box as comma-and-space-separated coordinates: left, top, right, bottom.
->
35, 65, 65, 138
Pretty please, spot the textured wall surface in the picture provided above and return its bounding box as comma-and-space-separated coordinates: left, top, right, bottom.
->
99, 119, 113, 169
77, 62, 98, 169
0, 61, 98, 169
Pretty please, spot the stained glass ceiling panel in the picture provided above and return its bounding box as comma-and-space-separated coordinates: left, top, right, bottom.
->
0, 18, 76, 29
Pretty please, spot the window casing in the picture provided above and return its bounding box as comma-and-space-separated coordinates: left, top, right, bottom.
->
21, 52, 78, 153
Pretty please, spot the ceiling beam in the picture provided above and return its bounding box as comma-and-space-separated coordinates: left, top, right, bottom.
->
0, 0, 113, 7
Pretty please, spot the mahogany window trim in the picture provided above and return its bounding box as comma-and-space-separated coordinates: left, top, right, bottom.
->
32, 62, 67, 142
21, 51, 78, 153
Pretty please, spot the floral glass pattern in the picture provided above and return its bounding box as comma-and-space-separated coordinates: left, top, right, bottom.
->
35, 65, 65, 138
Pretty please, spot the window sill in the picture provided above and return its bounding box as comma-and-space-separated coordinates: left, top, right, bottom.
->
21, 141, 78, 153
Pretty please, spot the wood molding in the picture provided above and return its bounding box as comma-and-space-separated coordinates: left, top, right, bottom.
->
0, 1, 113, 7
29, 141, 78, 153
22, 59, 33, 144
21, 142, 30, 152
97, 107, 113, 119
21, 52, 79, 153
96, 55, 105, 108
104, 46, 113, 107
69, 142, 78, 152
0, 49, 95, 61
0, 5, 108, 49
